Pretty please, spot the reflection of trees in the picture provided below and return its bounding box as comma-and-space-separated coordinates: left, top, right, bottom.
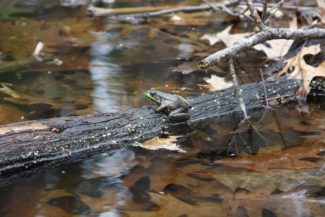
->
80, 148, 137, 217
88, 23, 196, 112
89, 30, 123, 112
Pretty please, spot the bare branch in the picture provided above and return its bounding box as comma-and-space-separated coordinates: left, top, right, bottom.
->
229, 58, 249, 120
245, 0, 265, 29
264, 0, 286, 23
203, 0, 244, 16
260, 69, 269, 107
219, 4, 247, 17
203, 0, 219, 12
88, 1, 315, 18
262, 0, 268, 20
199, 27, 325, 69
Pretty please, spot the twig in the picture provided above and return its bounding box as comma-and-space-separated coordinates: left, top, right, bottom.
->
264, 0, 286, 23
245, 0, 265, 29
199, 27, 325, 69
203, 0, 219, 12
260, 69, 269, 107
229, 58, 249, 120
203, 0, 244, 16
219, 4, 247, 17
261, 0, 268, 20
88, 2, 315, 18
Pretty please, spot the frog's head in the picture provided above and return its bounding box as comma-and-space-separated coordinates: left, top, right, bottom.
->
144, 88, 162, 105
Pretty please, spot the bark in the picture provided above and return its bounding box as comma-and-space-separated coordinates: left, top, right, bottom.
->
0, 78, 302, 184
199, 27, 325, 69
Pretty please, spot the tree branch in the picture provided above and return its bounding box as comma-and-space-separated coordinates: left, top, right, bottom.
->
245, 0, 265, 29
229, 57, 249, 119
264, 0, 286, 23
199, 27, 325, 69
88, 1, 315, 18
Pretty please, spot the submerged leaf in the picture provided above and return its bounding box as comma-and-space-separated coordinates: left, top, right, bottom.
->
204, 75, 233, 91
201, 25, 249, 46
133, 136, 186, 152
47, 195, 91, 215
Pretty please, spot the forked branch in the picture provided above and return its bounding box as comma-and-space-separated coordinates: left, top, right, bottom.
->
199, 27, 325, 69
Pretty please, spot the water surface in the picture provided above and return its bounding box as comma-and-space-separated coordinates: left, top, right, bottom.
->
0, 1, 324, 217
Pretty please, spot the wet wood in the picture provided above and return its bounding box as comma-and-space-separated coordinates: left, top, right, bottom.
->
0, 78, 302, 182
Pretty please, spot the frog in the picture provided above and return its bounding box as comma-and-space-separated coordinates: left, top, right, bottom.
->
144, 88, 192, 122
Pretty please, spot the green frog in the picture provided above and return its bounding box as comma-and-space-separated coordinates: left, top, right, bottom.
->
144, 89, 192, 122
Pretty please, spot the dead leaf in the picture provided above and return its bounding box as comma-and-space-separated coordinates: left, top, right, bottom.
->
253, 17, 297, 59
277, 44, 325, 91
204, 75, 232, 91
201, 25, 250, 46
0, 83, 22, 99
132, 136, 186, 152
254, 39, 293, 59
125, 192, 226, 217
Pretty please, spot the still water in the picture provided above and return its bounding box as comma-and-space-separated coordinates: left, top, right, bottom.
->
0, 1, 324, 216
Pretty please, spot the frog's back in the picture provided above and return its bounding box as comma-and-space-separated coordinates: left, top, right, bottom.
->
154, 91, 174, 99
177, 95, 192, 109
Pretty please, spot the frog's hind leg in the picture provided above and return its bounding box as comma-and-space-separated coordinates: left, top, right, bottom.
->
169, 107, 185, 115
169, 108, 190, 122
157, 102, 171, 113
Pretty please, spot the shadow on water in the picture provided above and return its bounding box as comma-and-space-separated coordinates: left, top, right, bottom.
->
0, 0, 324, 217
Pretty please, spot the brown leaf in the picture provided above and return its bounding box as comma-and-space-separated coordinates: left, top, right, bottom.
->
204, 75, 233, 91
201, 25, 249, 46
277, 44, 325, 92
133, 136, 186, 153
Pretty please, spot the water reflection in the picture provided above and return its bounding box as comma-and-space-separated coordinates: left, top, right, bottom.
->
89, 30, 123, 112
0, 148, 138, 217
0, 0, 324, 216
80, 148, 137, 217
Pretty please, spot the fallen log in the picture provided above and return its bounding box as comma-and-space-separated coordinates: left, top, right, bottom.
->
0, 78, 302, 183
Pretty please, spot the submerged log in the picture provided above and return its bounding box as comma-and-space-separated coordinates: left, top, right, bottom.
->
0, 78, 302, 181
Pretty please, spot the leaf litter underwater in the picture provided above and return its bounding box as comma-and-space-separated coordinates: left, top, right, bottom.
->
0, 104, 324, 217
0, 0, 324, 217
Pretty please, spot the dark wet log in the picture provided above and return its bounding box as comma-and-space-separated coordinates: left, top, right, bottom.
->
0, 78, 302, 180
